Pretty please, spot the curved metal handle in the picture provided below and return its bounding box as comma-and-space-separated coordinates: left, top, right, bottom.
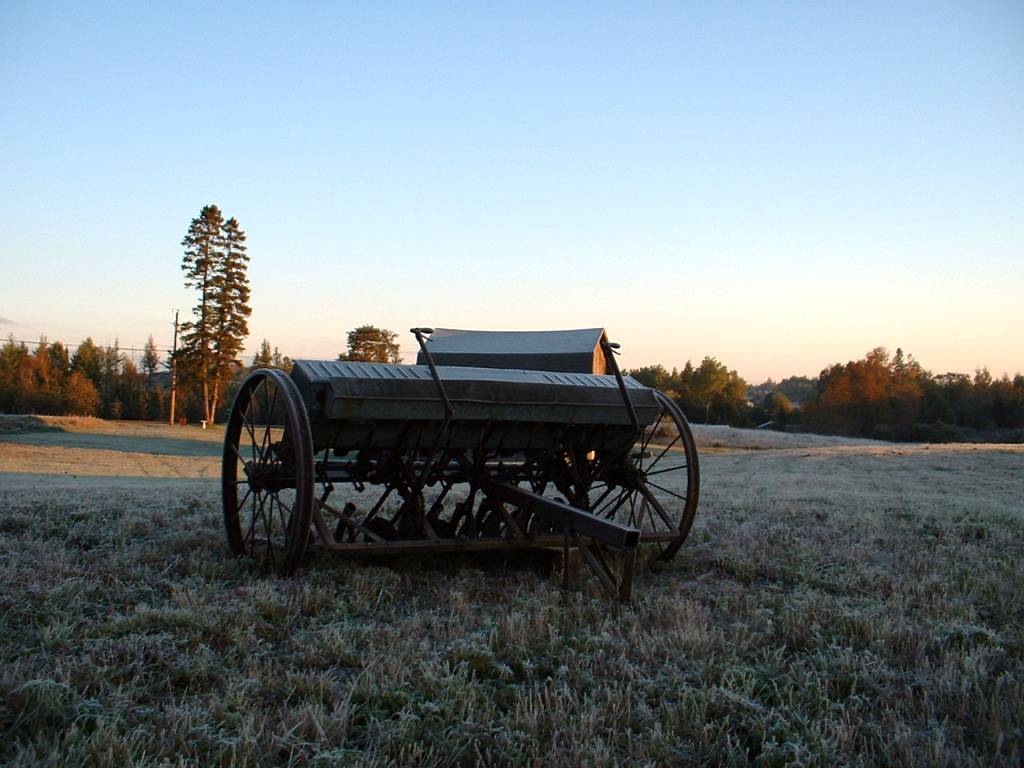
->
411, 327, 453, 420
601, 339, 640, 435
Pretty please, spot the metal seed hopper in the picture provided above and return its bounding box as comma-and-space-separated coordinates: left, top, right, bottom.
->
222, 328, 699, 600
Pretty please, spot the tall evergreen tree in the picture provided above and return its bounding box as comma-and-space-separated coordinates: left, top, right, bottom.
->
71, 338, 103, 386
180, 204, 224, 424
141, 335, 160, 385
179, 205, 251, 423
253, 338, 273, 367
99, 341, 124, 419
208, 216, 251, 414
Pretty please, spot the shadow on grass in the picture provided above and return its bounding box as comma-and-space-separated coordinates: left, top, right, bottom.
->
0, 428, 221, 457
309, 547, 563, 579
0, 414, 61, 434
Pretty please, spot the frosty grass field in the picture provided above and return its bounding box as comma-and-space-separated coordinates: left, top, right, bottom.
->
1, 415, 1021, 766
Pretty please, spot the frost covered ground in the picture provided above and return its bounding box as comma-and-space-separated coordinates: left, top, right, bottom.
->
1, 416, 1021, 765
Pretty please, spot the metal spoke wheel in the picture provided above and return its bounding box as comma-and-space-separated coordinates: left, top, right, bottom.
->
222, 368, 314, 575
586, 390, 699, 560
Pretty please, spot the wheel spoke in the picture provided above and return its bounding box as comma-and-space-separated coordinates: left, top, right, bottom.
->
645, 435, 681, 471
636, 481, 677, 529
260, 381, 277, 462
262, 492, 275, 568
638, 409, 666, 471
644, 463, 688, 478
639, 492, 656, 533
245, 490, 261, 551
229, 442, 250, 469
588, 484, 615, 514
244, 394, 259, 463
596, 488, 629, 518
237, 486, 253, 513
273, 492, 291, 537
645, 479, 685, 500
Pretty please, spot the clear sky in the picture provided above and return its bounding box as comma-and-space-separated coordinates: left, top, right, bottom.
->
1, 1, 1021, 382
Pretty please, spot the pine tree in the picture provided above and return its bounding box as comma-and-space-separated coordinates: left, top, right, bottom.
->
117, 359, 145, 419
179, 205, 251, 424
99, 341, 124, 419
71, 338, 103, 387
253, 338, 273, 367
208, 216, 251, 415
271, 347, 293, 371
180, 204, 224, 424
141, 335, 160, 385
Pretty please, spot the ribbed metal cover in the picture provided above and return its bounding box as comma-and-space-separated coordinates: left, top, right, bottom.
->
293, 360, 646, 390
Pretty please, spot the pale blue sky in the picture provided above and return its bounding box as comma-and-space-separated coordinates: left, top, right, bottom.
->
1, 1, 1021, 380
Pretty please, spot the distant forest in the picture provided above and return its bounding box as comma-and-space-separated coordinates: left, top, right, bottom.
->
1, 335, 1022, 443
0, 336, 290, 425
629, 347, 1024, 443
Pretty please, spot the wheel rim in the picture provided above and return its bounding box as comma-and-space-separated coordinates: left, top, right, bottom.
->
222, 368, 314, 574
585, 390, 700, 559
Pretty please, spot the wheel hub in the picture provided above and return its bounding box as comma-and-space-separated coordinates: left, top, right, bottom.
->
244, 461, 291, 493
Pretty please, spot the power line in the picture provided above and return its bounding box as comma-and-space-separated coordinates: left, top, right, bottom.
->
6, 338, 173, 354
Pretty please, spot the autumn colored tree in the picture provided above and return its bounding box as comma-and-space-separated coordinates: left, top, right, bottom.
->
31, 339, 66, 413
804, 347, 926, 437
65, 370, 100, 416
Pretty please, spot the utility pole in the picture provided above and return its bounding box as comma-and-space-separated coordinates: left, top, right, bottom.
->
169, 310, 179, 426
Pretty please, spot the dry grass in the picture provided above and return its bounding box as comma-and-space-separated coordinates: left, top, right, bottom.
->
691, 424, 885, 451
1, 420, 1022, 766
0, 414, 223, 441
0, 415, 220, 478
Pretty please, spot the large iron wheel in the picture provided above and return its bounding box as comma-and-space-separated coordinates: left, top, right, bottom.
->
586, 390, 700, 560
222, 368, 314, 575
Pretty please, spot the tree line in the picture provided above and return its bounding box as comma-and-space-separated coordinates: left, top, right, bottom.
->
789, 347, 1024, 442
3, 333, 1020, 442
628, 358, 750, 426
0, 322, 403, 422
0, 336, 166, 419
629, 347, 1024, 442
